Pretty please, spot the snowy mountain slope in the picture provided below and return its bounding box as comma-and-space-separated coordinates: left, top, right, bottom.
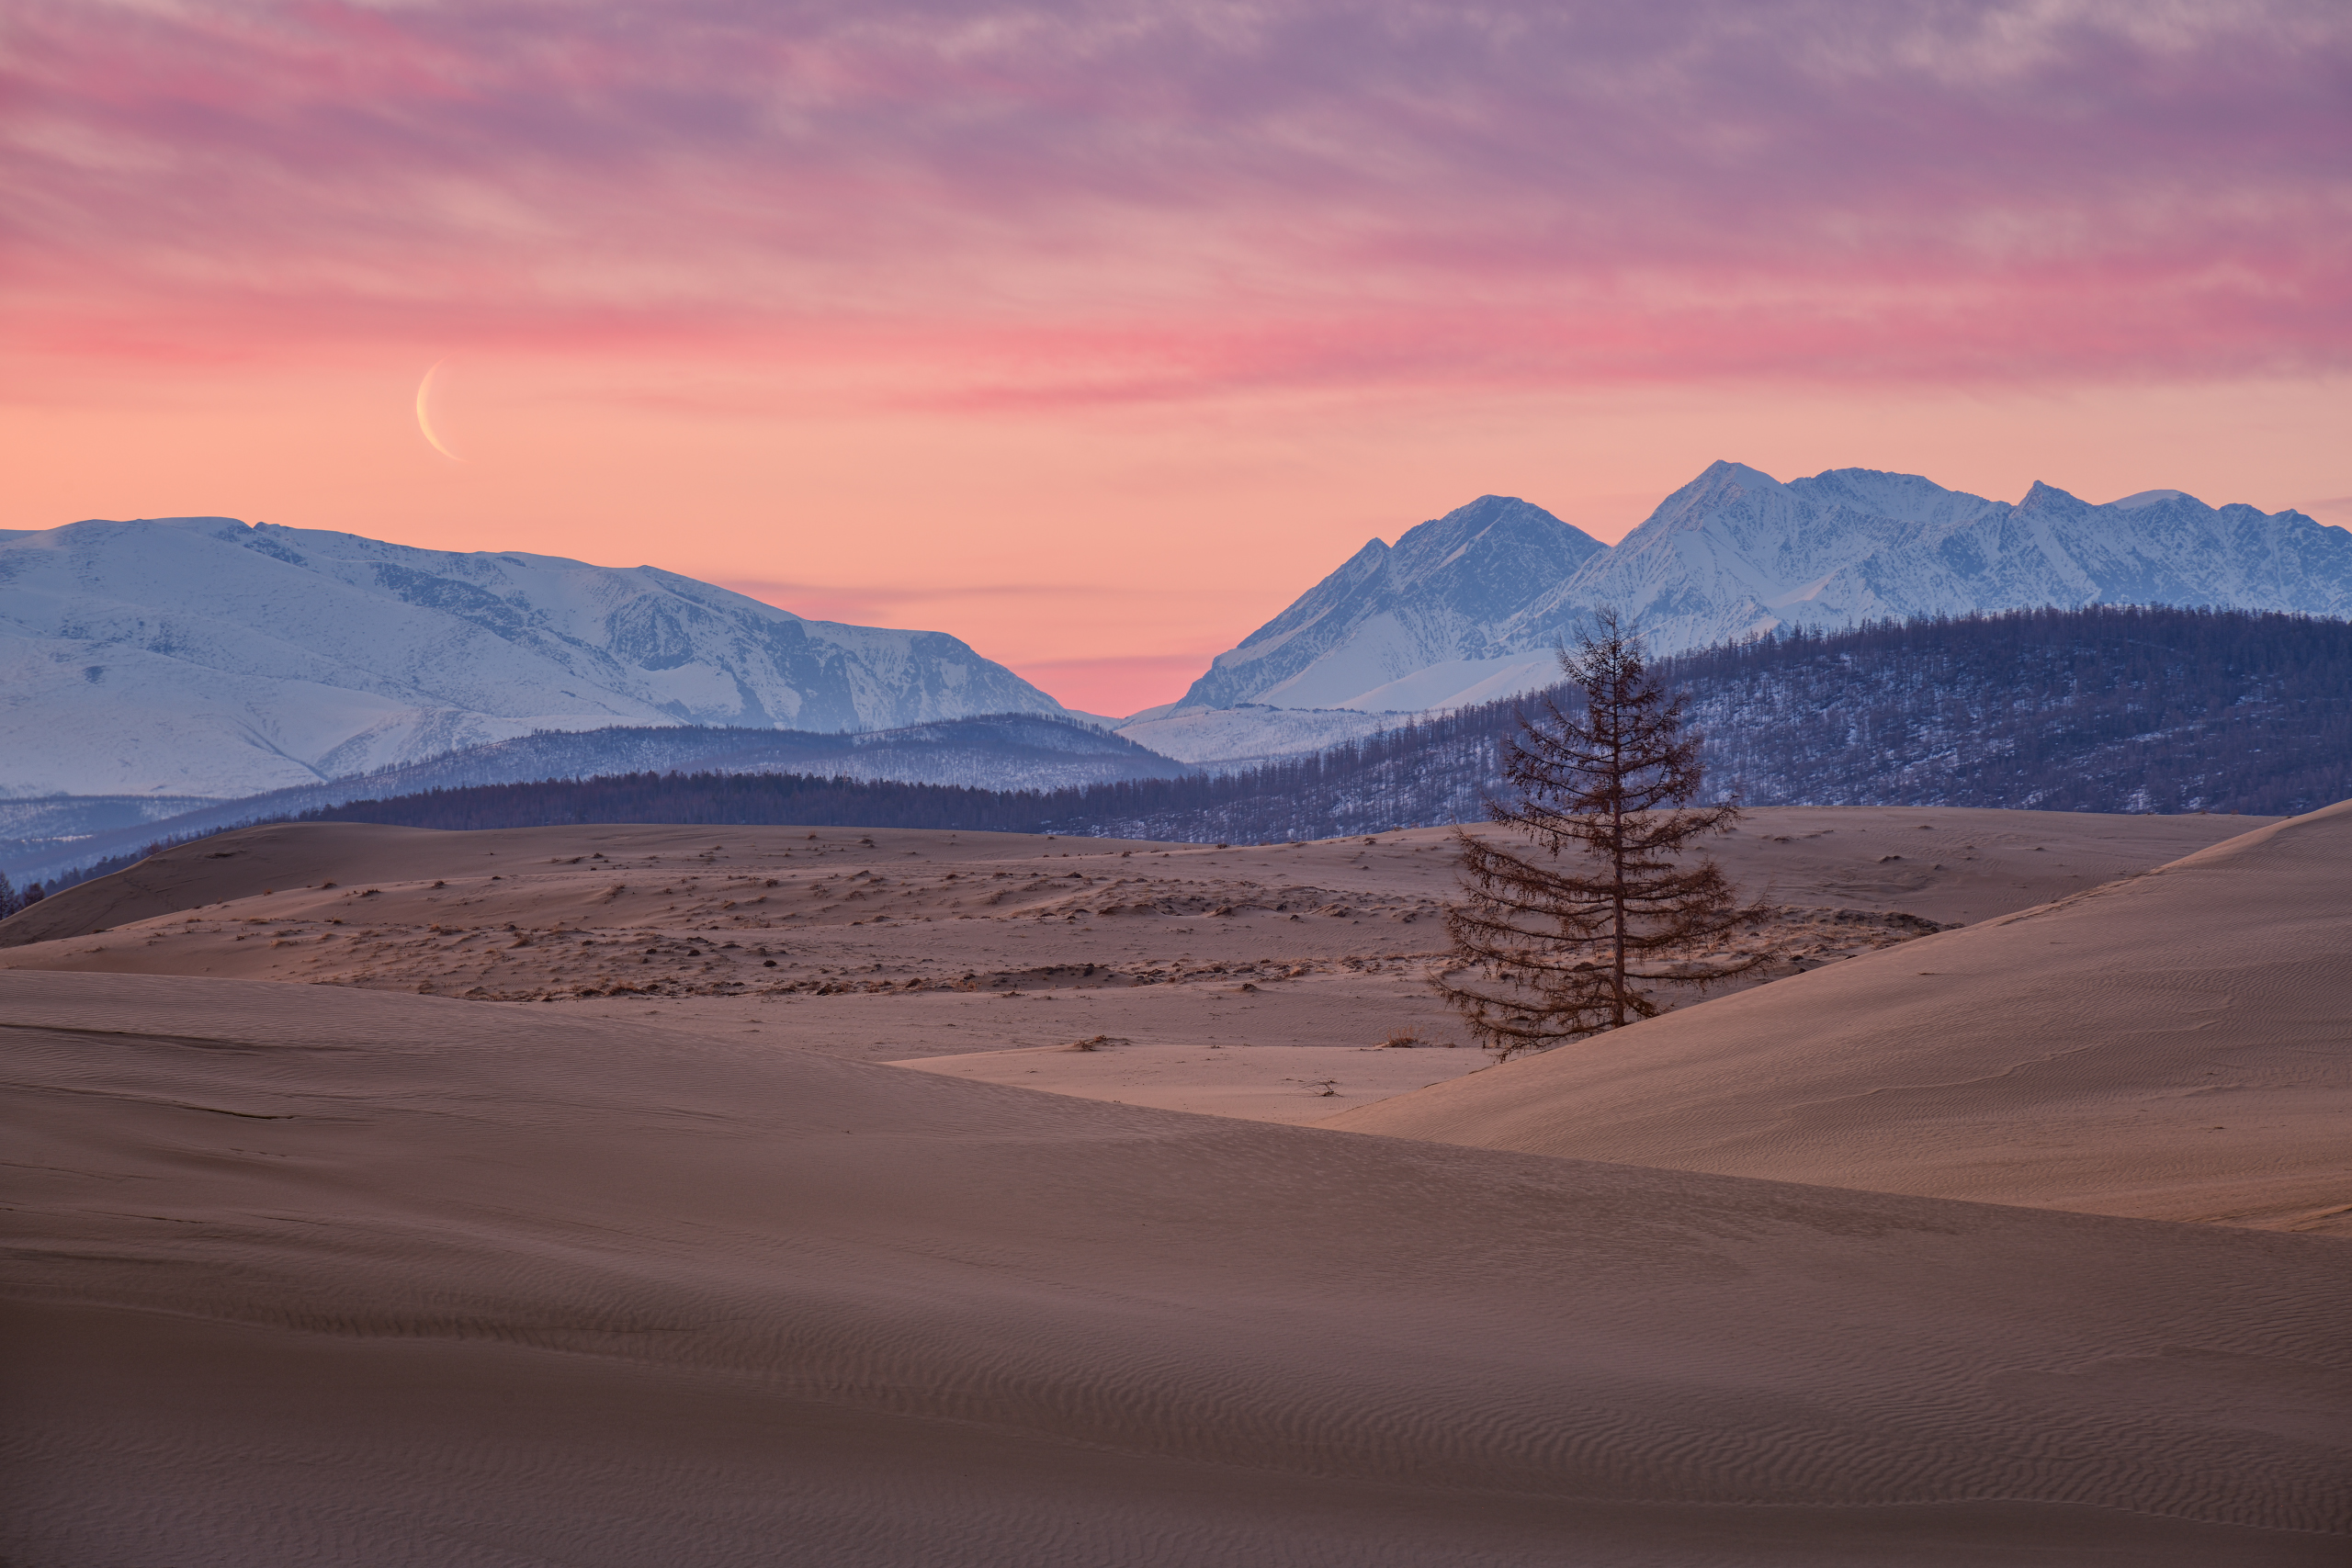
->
1152, 465, 2352, 734
1115, 705, 1414, 769
0, 517, 1069, 796
1169, 496, 1605, 712
2, 714, 1192, 885
1501, 463, 2352, 656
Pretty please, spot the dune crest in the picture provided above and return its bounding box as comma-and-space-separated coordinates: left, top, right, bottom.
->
1330, 800, 2352, 1234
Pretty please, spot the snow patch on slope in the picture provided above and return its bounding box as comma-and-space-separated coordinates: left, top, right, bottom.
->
1116, 706, 1415, 768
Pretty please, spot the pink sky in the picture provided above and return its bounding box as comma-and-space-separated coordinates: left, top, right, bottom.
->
6, 0, 2348, 716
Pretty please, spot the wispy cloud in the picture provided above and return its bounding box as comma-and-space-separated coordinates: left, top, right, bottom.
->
11, 0, 2346, 400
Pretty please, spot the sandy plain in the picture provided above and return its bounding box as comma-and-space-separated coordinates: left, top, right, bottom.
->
6, 804, 2346, 1565
0, 806, 2267, 1119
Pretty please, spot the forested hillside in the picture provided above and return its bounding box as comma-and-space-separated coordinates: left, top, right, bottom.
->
1070, 606, 2351, 838
1678, 606, 2348, 816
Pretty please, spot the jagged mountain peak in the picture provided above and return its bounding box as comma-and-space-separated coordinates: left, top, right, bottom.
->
2017, 479, 2095, 513
1678, 458, 1780, 489
1168, 495, 1604, 713
1147, 462, 2352, 727
1393, 493, 1561, 550
1385, 496, 1598, 599
1623, 461, 1786, 530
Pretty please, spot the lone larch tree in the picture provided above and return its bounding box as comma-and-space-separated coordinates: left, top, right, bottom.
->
1434, 609, 1760, 1059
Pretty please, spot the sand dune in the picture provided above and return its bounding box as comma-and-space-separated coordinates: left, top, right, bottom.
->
6, 968, 2347, 1565
1332, 801, 2352, 1235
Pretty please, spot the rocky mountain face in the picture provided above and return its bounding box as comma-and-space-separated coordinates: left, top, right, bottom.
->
0, 516, 1069, 796
1159, 464, 2352, 718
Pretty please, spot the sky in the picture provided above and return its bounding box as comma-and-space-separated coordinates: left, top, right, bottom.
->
6, 0, 2348, 716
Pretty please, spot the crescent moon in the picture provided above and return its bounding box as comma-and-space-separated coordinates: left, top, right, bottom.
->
415, 361, 462, 461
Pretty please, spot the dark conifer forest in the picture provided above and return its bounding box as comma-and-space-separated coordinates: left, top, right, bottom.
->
1673, 605, 2348, 817
40, 607, 2350, 889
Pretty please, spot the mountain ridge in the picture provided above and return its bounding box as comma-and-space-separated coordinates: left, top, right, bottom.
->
1, 516, 1070, 797
1157, 464, 2352, 722
21, 608, 2337, 908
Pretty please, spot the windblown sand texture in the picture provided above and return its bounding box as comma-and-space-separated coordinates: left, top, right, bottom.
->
6, 970, 2348, 1566
1333, 800, 2352, 1235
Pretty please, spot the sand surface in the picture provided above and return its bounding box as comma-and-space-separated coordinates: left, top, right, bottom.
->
893, 1037, 1499, 1124
1332, 801, 2352, 1235
0, 809, 2263, 1118
6, 969, 2348, 1565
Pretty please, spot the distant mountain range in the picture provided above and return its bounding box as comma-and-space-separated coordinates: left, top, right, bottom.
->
19, 607, 2340, 908
131, 604, 2345, 854
0, 516, 1073, 797
1154, 463, 2352, 722
14, 466, 2347, 815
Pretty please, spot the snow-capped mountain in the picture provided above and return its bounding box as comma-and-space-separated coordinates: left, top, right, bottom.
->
1502, 463, 2352, 658
1170, 495, 1606, 714
1150, 464, 2352, 723
0, 516, 1071, 796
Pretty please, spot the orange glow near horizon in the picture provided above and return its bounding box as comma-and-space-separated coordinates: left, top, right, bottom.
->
6, 2, 2347, 716
11, 356, 2347, 714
